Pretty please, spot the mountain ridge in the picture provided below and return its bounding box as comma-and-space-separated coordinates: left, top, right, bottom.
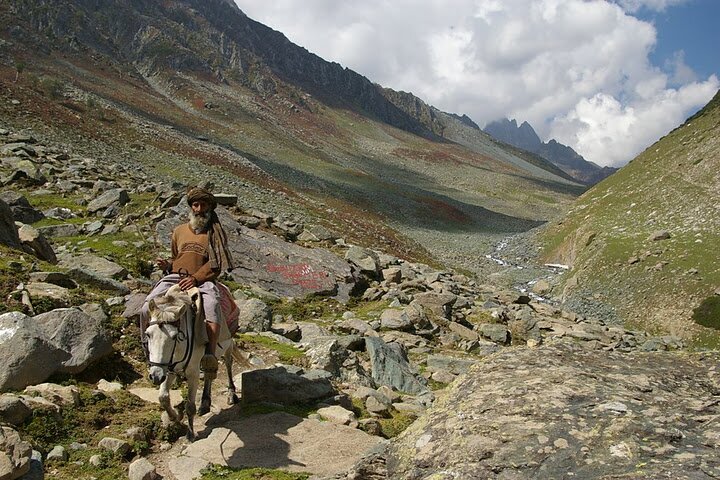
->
484, 117, 617, 185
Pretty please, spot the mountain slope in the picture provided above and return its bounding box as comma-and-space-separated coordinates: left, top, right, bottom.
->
1, 0, 582, 272
539, 90, 720, 345
484, 118, 617, 185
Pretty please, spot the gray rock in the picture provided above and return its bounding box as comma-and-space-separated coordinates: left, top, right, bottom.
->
213, 193, 237, 206
365, 337, 428, 395
98, 437, 130, 456
25, 282, 70, 302
20, 449, 43, 480
17, 224, 57, 263
32, 308, 113, 374
23, 383, 80, 407
0, 395, 32, 426
0, 426, 32, 479
66, 268, 130, 294
0, 312, 70, 392
28, 272, 76, 289
380, 309, 412, 331
0, 199, 20, 248
649, 230, 671, 241
479, 323, 510, 344
317, 405, 357, 427
122, 292, 147, 321
46, 445, 67, 462
374, 342, 720, 479
58, 253, 127, 279
36, 223, 80, 238
382, 267, 402, 284
345, 246, 380, 275
240, 366, 335, 405
237, 298, 272, 333
297, 224, 336, 242
128, 457, 157, 480
412, 292, 457, 320
426, 354, 477, 375
0, 191, 44, 224
87, 188, 129, 214
3, 159, 47, 185
168, 456, 209, 480
43, 207, 74, 220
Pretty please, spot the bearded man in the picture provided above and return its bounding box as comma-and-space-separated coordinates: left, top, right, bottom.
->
140, 187, 235, 377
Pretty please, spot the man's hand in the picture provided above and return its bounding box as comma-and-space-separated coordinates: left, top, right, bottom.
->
178, 276, 197, 291
156, 258, 170, 272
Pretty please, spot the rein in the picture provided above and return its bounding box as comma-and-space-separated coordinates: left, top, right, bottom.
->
147, 305, 195, 374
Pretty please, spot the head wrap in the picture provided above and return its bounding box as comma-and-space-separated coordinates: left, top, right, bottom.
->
186, 187, 234, 272
186, 187, 217, 210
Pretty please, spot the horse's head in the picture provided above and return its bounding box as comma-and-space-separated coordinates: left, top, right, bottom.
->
145, 293, 191, 385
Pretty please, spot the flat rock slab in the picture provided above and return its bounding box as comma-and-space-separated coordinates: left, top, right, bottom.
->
180, 412, 382, 478
128, 387, 182, 406
373, 340, 720, 479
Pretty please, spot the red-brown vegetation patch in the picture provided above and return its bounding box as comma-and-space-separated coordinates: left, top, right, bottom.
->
413, 195, 471, 224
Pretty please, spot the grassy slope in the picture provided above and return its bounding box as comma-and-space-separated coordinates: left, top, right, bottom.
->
539, 90, 720, 345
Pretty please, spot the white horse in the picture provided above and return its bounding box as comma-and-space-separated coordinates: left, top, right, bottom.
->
145, 285, 239, 440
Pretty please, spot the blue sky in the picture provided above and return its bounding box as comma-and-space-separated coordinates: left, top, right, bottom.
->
234, 0, 719, 167
640, 0, 720, 82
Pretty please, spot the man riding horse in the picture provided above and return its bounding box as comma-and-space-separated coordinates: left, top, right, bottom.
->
140, 187, 235, 378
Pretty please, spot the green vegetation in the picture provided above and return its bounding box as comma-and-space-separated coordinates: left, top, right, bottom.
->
271, 295, 346, 322
200, 465, 310, 480
350, 397, 416, 439
20, 386, 161, 455
238, 334, 305, 364
537, 91, 720, 343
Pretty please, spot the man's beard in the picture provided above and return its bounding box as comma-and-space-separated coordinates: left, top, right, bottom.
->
189, 210, 211, 232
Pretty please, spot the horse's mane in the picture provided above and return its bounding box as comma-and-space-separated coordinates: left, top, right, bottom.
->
149, 287, 193, 324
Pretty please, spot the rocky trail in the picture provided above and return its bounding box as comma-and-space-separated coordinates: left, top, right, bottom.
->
1, 128, 718, 480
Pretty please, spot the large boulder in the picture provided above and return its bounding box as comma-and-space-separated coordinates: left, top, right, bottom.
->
58, 253, 127, 280
0, 199, 20, 249
33, 308, 113, 374
236, 298, 272, 333
364, 341, 720, 479
365, 337, 428, 395
157, 207, 357, 301
240, 366, 335, 405
0, 308, 112, 391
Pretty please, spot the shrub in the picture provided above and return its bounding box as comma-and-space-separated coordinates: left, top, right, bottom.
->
693, 296, 720, 329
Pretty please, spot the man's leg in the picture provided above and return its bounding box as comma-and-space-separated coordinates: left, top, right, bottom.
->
198, 282, 221, 377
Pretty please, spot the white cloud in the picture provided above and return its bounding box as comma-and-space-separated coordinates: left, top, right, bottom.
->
614, 0, 690, 13
233, 0, 718, 167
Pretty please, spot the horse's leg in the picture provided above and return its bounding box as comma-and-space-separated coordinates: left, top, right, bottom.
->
159, 373, 182, 423
185, 369, 199, 441
225, 344, 239, 405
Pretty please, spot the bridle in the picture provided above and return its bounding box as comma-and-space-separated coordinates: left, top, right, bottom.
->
146, 304, 195, 374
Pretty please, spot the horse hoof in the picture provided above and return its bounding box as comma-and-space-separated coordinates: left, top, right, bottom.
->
228, 394, 239, 405
198, 404, 210, 416
186, 431, 196, 442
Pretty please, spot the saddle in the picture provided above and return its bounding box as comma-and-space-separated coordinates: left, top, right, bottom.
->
165, 283, 236, 346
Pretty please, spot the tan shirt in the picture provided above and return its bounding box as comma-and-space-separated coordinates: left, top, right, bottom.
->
170, 224, 218, 283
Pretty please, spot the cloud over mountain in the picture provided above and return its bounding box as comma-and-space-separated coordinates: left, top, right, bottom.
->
234, 0, 718, 167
